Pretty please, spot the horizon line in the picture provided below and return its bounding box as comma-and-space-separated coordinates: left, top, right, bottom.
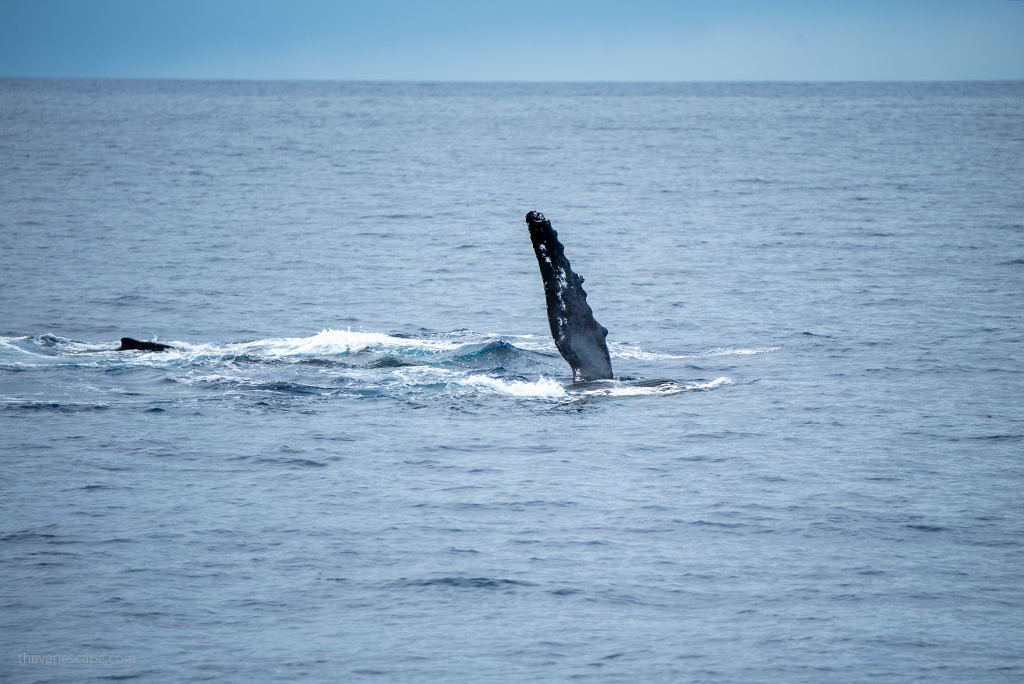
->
3, 76, 1023, 84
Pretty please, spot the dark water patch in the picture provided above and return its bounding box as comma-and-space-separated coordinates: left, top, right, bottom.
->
392, 577, 536, 590
1, 529, 59, 543
227, 599, 290, 609
591, 590, 646, 606
95, 673, 148, 680
253, 382, 328, 395
565, 540, 608, 546
684, 430, 759, 440
690, 520, 747, 529
1, 401, 110, 413
311, 433, 355, 442
673, 455, 732, 463
228, 354, 279, 365
497, 500, 577, 509
961, 538, 1023, 548
368, 354, 414, 368
296, 357, 354, 368
338, 388, 386, 399
253, 457, 328, 468
423, 443, 482, 453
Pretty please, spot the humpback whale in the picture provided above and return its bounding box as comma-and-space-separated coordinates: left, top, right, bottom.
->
526, 211, 614, 382
115, 213, 657, 388
118, 337, 173, 352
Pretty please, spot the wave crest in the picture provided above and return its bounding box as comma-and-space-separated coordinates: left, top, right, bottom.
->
0, 330, 754, 405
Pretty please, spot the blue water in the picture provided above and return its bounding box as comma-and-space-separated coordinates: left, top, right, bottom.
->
2, 80, 1023, 682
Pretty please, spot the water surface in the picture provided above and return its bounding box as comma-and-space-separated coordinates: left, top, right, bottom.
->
2, 80, 1023, 682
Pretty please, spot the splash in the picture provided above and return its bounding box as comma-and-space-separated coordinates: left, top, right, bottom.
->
450, 374, 567, 399
0, 331, 754, 406
255, 329, 462, 358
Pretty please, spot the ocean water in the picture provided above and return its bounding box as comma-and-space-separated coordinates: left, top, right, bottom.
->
1, 80, 1022, 682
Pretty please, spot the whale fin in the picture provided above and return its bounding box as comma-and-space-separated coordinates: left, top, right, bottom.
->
526, 211, 613, 382
118, 337, 173, 352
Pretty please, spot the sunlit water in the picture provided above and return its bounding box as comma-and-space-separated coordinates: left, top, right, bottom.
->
2, 80, 1022, 682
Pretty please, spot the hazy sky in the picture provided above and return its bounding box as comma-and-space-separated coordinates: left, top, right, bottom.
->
1, 0, 1022, 81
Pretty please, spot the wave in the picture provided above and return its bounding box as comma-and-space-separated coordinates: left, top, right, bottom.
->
0, 330, 523, 365
253, 329, 463, 358
0, 330, 751, 405
609, 343, 780, 360
2, 331, 772, 364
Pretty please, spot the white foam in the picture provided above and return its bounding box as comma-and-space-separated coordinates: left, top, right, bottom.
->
243, 329, 463, 358
610, 345, 780, 360
704, 347, 780, 356
686, 377, 734, 390
135, 329, 466, 365
571, 377, 734, 397
180, 373, 239, 384
450, 374, 567, 399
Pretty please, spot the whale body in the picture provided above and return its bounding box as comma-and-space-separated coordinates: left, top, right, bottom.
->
526, 211, 613, 382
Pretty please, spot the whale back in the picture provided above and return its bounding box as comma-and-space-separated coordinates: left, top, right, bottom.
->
118, 337, 173, 352
526, 211, 613, 381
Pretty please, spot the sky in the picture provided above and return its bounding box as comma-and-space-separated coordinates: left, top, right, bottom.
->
1, 0, 1022, 81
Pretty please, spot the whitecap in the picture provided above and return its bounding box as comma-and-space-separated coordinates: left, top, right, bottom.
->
448, 374, 567, 399
256, 328, 464, 357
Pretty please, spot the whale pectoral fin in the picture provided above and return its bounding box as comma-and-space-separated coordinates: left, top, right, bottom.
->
526, 211, 614, 381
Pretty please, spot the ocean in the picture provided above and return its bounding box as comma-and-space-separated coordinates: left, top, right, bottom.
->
1, 79, 1022, 682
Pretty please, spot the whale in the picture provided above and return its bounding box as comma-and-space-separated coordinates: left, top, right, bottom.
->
114, 212, 665, 388
526, 211, 614, 382
117, 337, 173, 352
